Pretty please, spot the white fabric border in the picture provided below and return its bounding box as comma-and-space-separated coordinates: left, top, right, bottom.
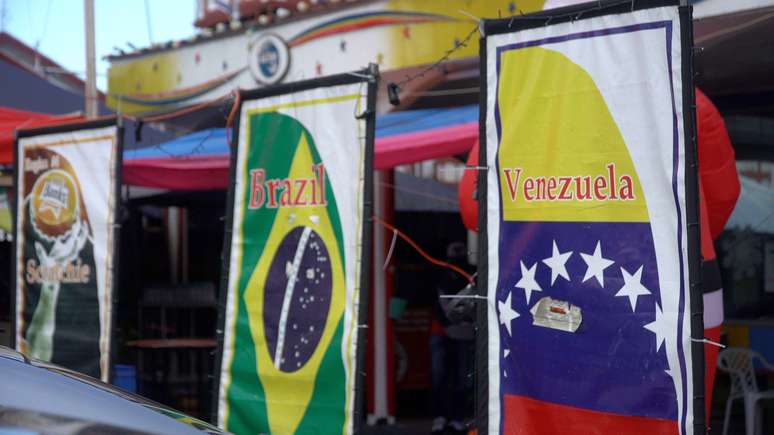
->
486, 6, 692, 434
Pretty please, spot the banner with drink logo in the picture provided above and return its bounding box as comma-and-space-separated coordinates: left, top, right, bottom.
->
13, 119, 122, 382
216, 69, 376, 435
481, 2, 702, 435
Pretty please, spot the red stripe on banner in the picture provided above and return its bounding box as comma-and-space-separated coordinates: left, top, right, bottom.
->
502, 395, 678, 435
123, 156, 230, 190
374, 122, 477, 170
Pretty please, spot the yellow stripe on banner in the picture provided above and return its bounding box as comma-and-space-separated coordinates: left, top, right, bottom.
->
245, 94, 361, 116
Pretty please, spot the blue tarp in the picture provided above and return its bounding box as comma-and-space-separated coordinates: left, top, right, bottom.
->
124, 104, 479, 160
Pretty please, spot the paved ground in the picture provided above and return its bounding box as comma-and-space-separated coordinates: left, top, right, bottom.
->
363, 419, 434, 435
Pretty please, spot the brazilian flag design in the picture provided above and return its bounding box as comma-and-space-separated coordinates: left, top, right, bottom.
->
224, 111, 350, 435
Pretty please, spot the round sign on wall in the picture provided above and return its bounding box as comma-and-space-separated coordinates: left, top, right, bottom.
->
248, 33, 290, 85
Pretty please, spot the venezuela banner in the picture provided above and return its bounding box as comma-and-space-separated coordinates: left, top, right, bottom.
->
216, 70, 377, 435
481, 2, 702, 435
13, 118, 122, 382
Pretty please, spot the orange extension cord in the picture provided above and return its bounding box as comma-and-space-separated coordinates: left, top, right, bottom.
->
372, 215, 474, 285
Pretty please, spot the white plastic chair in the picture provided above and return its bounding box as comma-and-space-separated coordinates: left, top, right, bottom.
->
717, 347, 774, 435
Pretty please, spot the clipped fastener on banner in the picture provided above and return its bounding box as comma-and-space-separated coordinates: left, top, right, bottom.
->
530, 296, 582, 333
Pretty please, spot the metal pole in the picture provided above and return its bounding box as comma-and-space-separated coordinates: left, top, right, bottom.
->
84, 0, 98, 118
370, 170, 388, 423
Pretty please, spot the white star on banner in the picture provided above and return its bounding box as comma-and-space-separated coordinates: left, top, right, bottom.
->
515, 260, 542, 304
580, 241, 614, 287
644, 302, 668, 352
498, 291, 520, 336
542, 240, 573, 285
615, 266, 651, 312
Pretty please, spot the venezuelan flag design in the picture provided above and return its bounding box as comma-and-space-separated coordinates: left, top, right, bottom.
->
486, 6, 695, 435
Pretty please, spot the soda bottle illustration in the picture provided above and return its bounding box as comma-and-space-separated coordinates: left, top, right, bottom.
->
21, 147, 101, 378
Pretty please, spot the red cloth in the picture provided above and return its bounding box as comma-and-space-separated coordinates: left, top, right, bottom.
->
0, 107, 81, 164
374, 122, 478, 171
696, 88, 740, 240
696, 88, 740, 422
123, 156, 230, 190
458, 140, 479, 231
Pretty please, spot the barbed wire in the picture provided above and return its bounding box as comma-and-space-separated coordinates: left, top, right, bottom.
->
396, 25, 479, 89
388, 24, 480, 105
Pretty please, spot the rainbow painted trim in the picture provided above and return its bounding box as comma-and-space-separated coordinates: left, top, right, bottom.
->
288, 11, 456, 47
114, 68, 245, 107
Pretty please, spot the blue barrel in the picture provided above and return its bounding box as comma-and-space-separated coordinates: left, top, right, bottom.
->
113, 364, 137, 393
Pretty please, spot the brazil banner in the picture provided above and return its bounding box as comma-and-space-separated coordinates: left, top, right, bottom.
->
481, 2, 702, 435
13, 118, 122, 382
216, 68, 377, 435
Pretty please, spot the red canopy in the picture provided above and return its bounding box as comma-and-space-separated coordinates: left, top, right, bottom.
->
0, 107, 81, 164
